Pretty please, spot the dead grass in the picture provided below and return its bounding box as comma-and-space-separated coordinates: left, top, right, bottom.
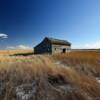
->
53, 51, 100, 77
0, 50, 33, 55
0, 50, 100, 100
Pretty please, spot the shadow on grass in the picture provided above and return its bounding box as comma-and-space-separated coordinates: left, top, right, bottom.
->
10, 52, 34, 56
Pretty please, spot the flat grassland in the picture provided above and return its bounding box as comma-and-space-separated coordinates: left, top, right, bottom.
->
0, 50, 100, 100
0, 50, 33, 55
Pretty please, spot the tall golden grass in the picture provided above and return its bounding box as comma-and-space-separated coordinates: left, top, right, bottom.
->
53, 51, 100, 77
0, 50, 100, 100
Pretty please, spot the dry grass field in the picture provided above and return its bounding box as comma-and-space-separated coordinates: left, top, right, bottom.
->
0, 50, 100, 100
0, 50, 33, 55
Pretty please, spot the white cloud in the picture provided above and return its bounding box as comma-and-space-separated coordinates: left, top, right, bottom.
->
72, 42, 100, 49
84, 42, 100, 49
0, 33, 8, 38
7, 45, 32, 50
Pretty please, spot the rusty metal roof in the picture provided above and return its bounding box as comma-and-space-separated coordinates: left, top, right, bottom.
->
46, 37, 71, 46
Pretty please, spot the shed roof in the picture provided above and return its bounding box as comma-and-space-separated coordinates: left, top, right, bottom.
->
45, 37, 71, 46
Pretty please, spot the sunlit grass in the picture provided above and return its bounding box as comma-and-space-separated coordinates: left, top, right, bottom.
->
0, 50, 100, 99
0, 49, 32, 55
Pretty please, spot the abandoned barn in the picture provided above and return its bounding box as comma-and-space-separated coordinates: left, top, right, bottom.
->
34, 37, 71, 54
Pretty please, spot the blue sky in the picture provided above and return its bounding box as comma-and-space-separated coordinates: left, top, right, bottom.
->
0, 0, 100, 49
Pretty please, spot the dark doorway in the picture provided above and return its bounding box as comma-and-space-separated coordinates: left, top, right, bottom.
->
62, 48, 66, 53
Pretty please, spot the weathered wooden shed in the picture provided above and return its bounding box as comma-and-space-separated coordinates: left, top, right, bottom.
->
34, 37, 71, 54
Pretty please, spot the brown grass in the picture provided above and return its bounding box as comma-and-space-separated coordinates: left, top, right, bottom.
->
53, 51, 100, 77
0, 50, 33, 55
0, 50, 100, 100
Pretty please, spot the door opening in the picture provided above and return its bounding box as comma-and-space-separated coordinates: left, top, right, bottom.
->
62, 48, 66, 53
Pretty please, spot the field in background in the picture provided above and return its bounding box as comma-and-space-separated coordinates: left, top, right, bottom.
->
0, 49, 33, 55
0, 50, 100, 100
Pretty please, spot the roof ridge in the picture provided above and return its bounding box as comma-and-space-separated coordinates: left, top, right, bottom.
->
46, 37, 67, 41
45, 37, 71, 45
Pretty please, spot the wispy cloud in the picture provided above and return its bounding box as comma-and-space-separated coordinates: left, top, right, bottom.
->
0, 33, 8, 38
7, 45, 32, 50
84, 42, 100, 49
73, 42, 100, 49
